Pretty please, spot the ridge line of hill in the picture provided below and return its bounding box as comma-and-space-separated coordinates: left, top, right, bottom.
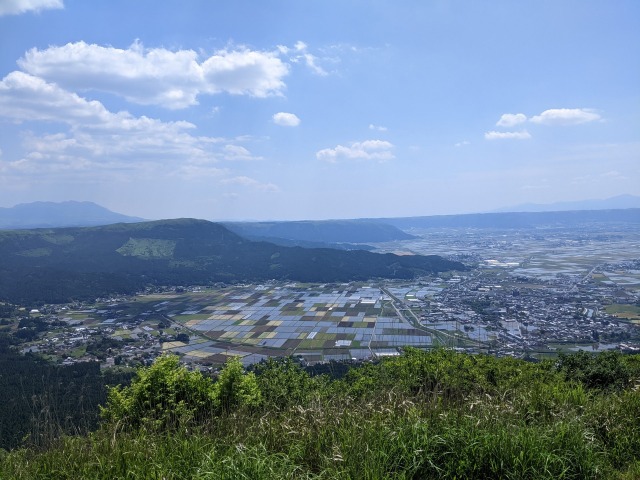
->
0, 219, 464, 304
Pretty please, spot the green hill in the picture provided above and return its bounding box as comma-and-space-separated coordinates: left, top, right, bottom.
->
0, 219, 463, 304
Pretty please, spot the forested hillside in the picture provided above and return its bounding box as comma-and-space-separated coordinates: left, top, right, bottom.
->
0, 219, 463, 304
0, 336, 132, 451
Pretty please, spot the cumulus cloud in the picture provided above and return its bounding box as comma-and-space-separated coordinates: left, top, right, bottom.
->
0, 0, 62, 16
530, 108, 601, 126
0, 71, 202, 138
496, 113, 527, 128
273, 112, 301, 127
0, 72, 261, 178
484, 130, 531, 140
368, 124, 388, 132
222, 144, 262, 161
316, 140, 394, 163
18, 41, 289, 109
491, 108, 601, 133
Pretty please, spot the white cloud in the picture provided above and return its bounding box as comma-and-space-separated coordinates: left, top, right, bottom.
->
287, 41, 328, 76
496, 113, 527, 128
273, 112, 301, 127
491, 108, 601, 132
302, 54, 328, 76
530, 108, 600, 126
18, 41, 289, 109
222, 144, 262, 161
454, 140, 470, 147
368, 124, 388, 132
0, 72, 258, 178
0, 0, 62, 16
221, 176, 280, 192
0, 71, 114, 124
316, 140, 394, 163
484, 130, 531, 140
202, 48, 289, 96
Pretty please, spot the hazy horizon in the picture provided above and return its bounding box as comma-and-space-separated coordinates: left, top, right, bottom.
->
1, 1, 638, 221
1, 194, 639, 224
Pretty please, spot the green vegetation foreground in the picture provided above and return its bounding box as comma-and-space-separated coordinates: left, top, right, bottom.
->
2, 349, 640, 479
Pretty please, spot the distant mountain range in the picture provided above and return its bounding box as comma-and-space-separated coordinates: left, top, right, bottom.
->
0, 202, 412, 246
2, 199, 639, 235
1, 200, 638, 304
0, 219, 462, 304
494, 194, 640, 213
0, 201, 144, 229
223, 220, 415, 246
374, 208, 640, 230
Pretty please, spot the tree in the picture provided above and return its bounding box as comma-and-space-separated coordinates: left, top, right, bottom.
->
100, 354, 216, 430
175, 333, 190, 343
252, 357, 314, 409
556, 350, 631, 391
213, 357, 261, 412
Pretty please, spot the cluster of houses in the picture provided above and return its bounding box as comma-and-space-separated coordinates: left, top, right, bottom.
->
412, 264, 639, 356
14, 259, 639, 367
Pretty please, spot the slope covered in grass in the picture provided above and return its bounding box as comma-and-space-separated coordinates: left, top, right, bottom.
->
1, 349, 640, 479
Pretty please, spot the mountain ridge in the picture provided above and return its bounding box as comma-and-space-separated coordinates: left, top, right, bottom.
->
0, 218, 463, 304
493, 194, 640, 213
223, 219, 414, 245
4, 200, 640, 232
0, 201, 145, 229
368, 208, 640, 230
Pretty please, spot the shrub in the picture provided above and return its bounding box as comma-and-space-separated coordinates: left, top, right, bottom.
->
213, 357, 261, 413
556, 350, 631, 391
252, 357, 314, 410
100, 354, 216, 430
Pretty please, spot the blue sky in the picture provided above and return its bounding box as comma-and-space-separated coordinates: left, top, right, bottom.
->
0, 0, 638, 221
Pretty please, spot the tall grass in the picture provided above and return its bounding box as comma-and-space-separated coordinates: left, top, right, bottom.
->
1, 392, 624, 479
1, 350, 639, 479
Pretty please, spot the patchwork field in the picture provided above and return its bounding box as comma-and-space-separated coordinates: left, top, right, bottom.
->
606, 304, 640, 323
153, 284, 433, 365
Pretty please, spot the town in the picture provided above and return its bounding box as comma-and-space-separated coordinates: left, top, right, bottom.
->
5, 223, 639, 368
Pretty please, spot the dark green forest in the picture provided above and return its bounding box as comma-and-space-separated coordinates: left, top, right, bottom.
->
1, 348, 639, 479
0, 219, 463, 305
0, 336, 133, 451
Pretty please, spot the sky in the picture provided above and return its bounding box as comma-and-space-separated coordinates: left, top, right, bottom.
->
0, 0, 638, 221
